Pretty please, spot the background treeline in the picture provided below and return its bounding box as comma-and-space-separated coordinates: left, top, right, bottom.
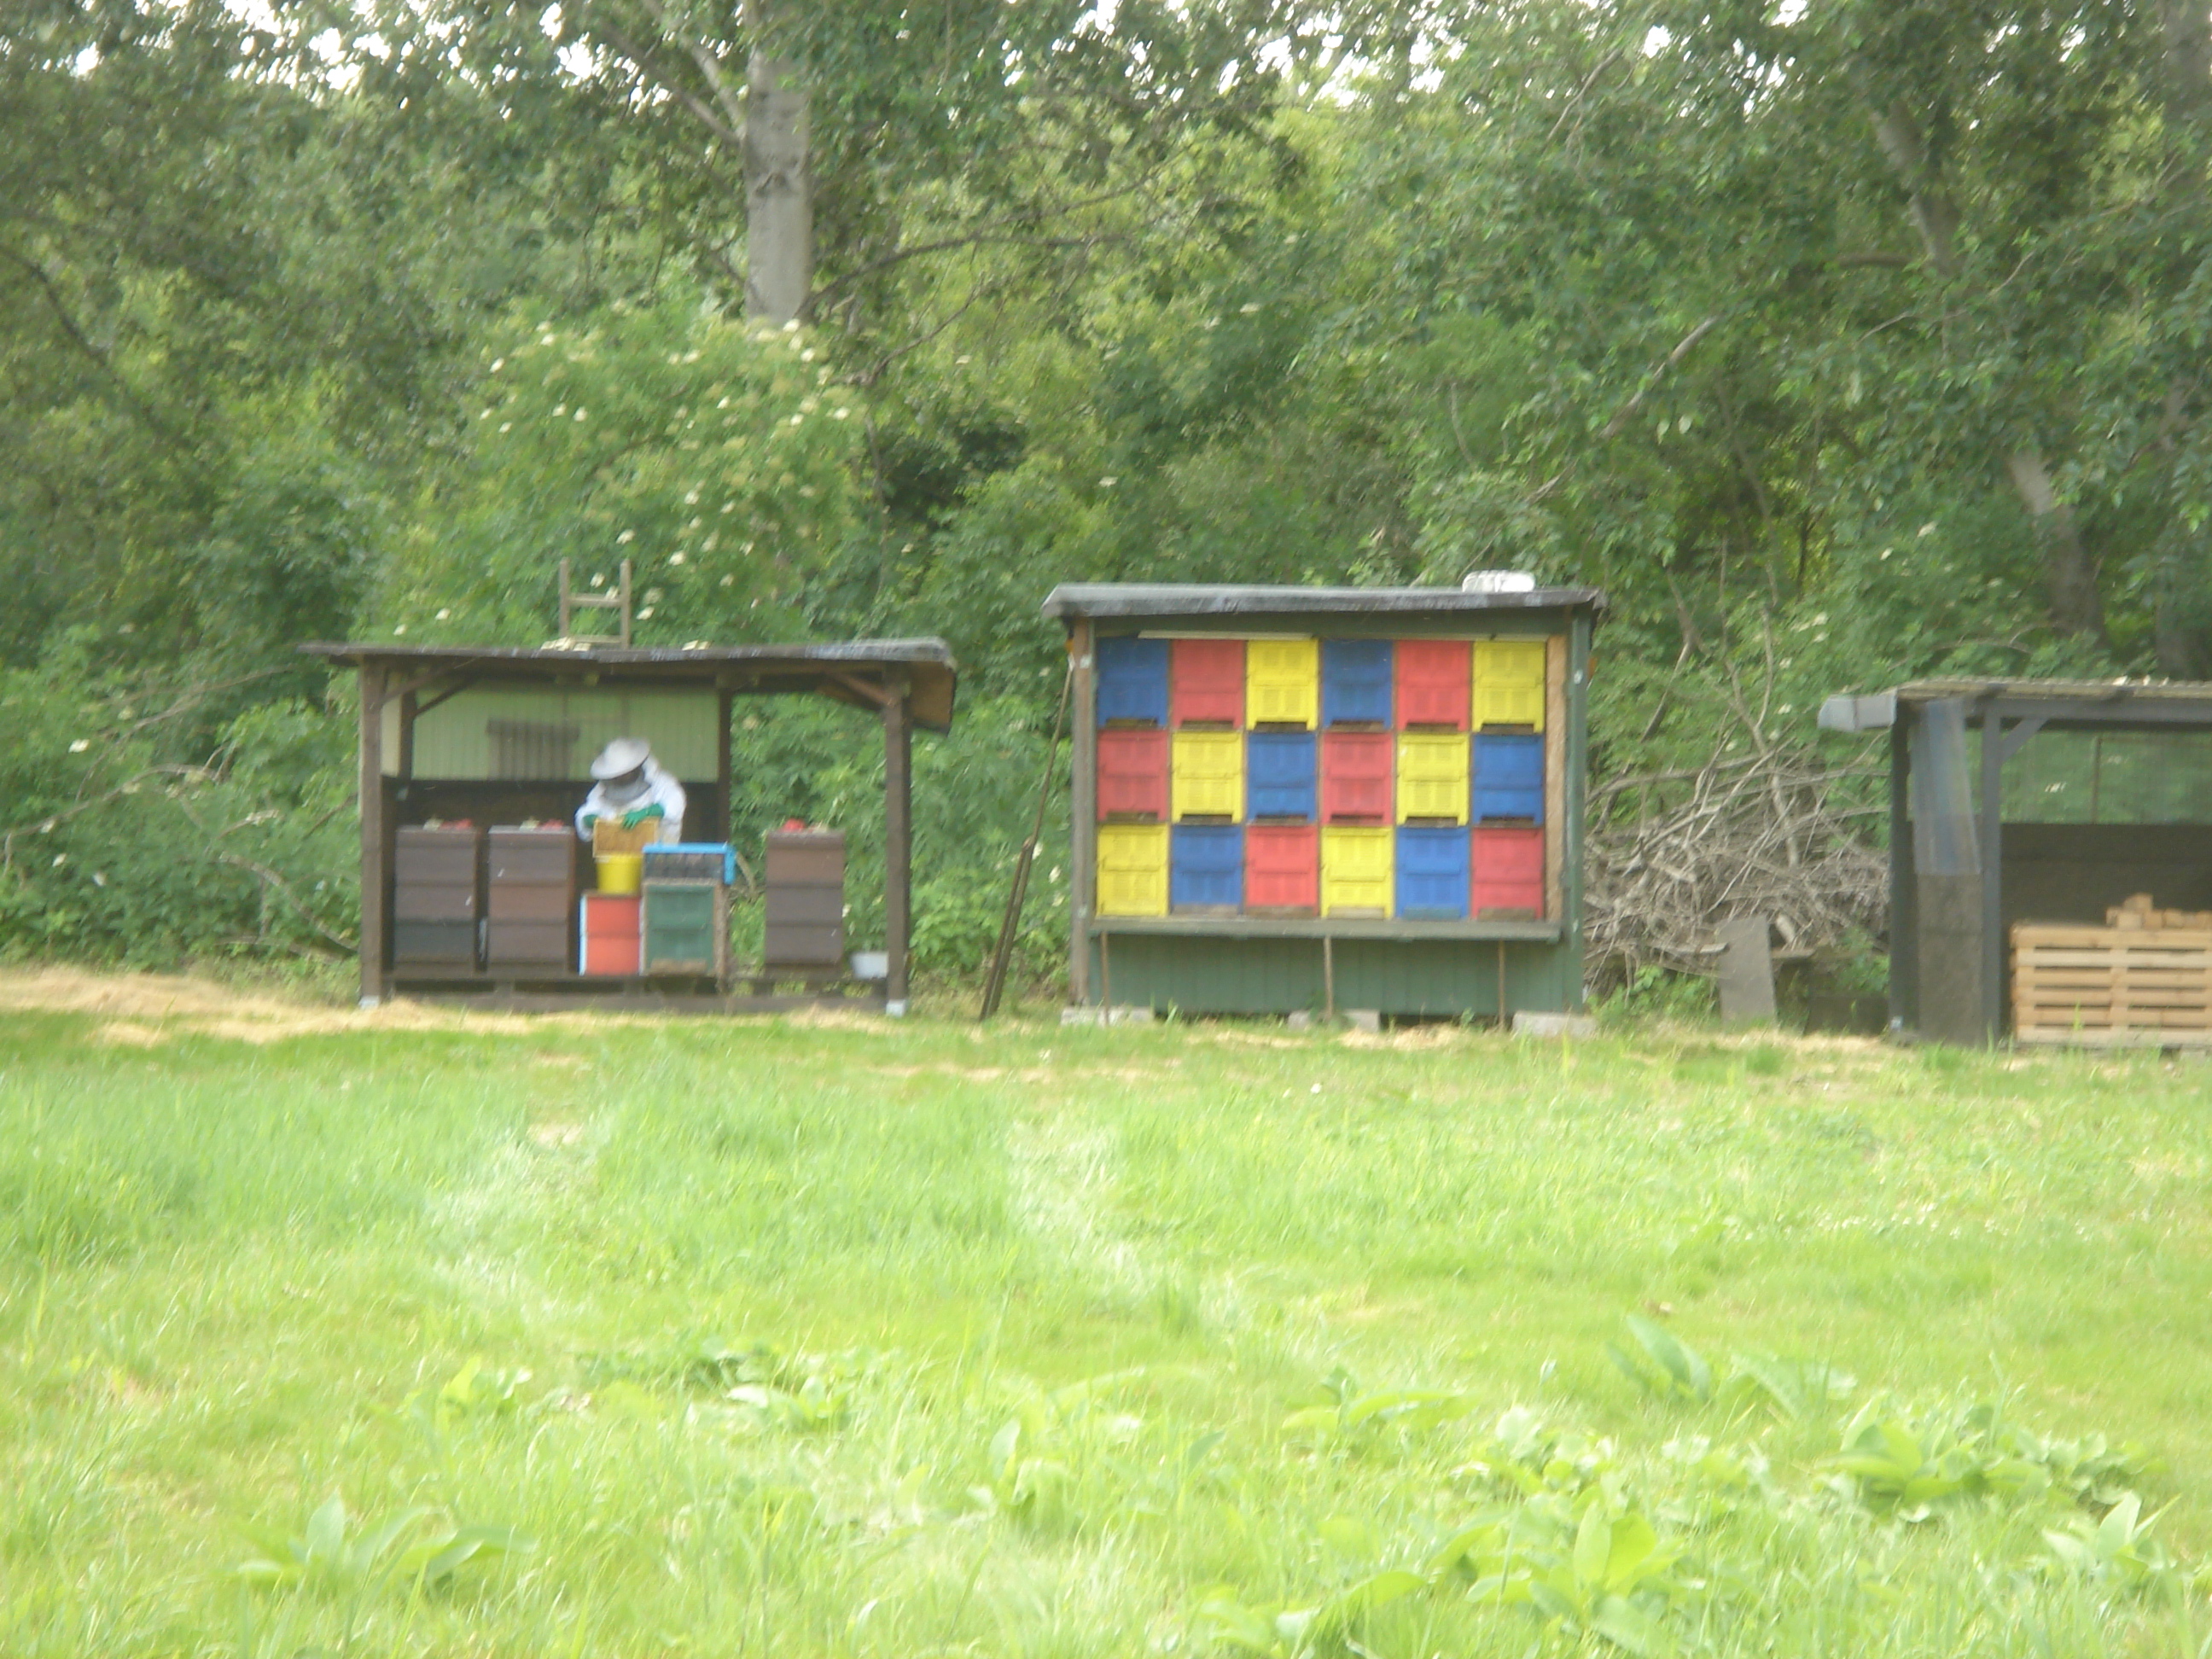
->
5, 0, 2209, 988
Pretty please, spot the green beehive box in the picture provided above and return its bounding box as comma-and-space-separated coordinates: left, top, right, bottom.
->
643, 881, 723, 976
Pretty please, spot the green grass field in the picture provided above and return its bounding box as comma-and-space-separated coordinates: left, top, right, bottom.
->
5, 977, 2212, 1656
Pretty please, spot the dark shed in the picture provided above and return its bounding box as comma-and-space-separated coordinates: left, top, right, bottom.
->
1822, 677, 2212, 1045
1044, 582, 1607, 1021
303, 638, 957, 1011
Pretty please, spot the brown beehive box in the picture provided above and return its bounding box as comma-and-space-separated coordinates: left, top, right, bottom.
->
764, 830, 845, 968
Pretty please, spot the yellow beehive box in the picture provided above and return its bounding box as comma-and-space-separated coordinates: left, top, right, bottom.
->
1171, 730, 1244, 821
1473, 638, 1548, 731
1097, 824, 1169, 917
1246, 637, 1319, 728
1395, 731, 1471, 824
1321, 825, 1394, 916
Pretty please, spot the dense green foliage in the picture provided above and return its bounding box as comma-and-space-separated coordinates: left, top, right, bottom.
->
5, 1003, 2212, 1653
4, 0, 2209, 972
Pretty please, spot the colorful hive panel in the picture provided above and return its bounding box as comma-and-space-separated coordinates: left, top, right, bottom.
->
1394, 639, 1470, 730
1171, 637, 1245, 727
1170, 824, 1243, 911
1321, 731, 1394, 823
1096, 635, 1169, 726
1247, 638, 1320, 728
1245, 825, 1318, 911
1396, 825, 1471, 920
1473, 639, 1547, 731
1321, 825, 1394, 917
1321, 639, 1394, 727
1171, 730, 1244, 821
1247, 731, 1318, 821
1097, 729, 1169, 821
1472, 826, 1544, 917
1396, 731, 1472, 824
1088, 631, 1563, 928
1473, 733, 1545, 823
1097, 824, 1169, 917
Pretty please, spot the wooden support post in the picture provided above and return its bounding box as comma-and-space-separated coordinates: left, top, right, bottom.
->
358, 665, 387, 1007
1323, 934, 1335, 1023
1888, 719, 1910, 1035
1543, 632, 1567, 923
1979, 700, 2005, 1043
715, 687, 735, 847
883, 685, 912, 1014
1068, 621, 1097, 1005
398, 688, 417, 781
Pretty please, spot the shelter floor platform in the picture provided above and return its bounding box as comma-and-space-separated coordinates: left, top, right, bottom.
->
389, 968, 883, 1015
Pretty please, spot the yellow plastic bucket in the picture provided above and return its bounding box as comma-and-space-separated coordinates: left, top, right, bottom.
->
597, 853, 643, 895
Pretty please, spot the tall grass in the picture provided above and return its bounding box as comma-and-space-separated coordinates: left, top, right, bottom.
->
2, 1006, 2209, 1655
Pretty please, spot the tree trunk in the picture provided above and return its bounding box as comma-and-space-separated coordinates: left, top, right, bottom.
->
2161, 0, 2212, 119
1861, 88, 2111, 643
2003, 449, 2108, 643
744, 53, 812, 324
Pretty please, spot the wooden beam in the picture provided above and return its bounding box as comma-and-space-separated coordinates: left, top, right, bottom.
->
1068, 621, 1097, 1005
398, 688, 417, 781
716, 687, 735, 849
1543, 632, 1568, 923
883, 685, 913, 1013
1980, 700, 2005, 1042
358, 665, 388, 1006
1889, 718, 1910, 1037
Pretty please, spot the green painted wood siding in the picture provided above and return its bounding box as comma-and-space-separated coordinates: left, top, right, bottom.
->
383, 687, 719, 780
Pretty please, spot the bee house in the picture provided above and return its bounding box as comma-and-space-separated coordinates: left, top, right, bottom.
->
1045, 582, 1605, 1021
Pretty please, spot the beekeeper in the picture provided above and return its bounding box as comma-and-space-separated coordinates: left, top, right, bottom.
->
574, 736, 687, 845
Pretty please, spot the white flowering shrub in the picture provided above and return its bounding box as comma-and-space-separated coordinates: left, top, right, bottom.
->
376, 294, 865, 644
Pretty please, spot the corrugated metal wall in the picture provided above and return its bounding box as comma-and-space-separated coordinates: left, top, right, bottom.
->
384, 687, 719, 779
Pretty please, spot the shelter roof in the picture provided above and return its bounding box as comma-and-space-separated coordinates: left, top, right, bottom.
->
299, 638, 958, 731
1894, 676, 2212, 707
1822, 676, 2212, 735
1039, 582, 1607, 625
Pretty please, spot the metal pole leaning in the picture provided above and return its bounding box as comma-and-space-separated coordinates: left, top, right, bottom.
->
980, 661, 1074, 1020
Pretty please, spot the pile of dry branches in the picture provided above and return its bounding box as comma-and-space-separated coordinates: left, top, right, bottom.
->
1584, 740, 1887, 987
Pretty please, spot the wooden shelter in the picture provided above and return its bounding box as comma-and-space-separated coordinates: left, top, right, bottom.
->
302, 639, 957, 1012
1043, 582, 1605, 1020
1822, 677, 2212, 1045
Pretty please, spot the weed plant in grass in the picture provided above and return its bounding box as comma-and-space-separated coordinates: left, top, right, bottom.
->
2, 998, 2211, 1656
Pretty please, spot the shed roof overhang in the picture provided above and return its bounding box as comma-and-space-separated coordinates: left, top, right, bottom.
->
1040, 582, 1607, 628
1821, 677, 2212, 736
300, 638, 959, 732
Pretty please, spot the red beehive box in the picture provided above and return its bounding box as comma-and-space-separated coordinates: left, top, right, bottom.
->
1321, 731, 1394, 823
1097, 729, 1169, 820
1172, 637, 1245, 727
1472, 827, 1544, 918
1395, 639, 1470, 729
580, 893, 642, 975
1245, 824, 1318, 911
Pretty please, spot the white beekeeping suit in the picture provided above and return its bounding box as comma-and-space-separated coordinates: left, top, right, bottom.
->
573, 736, 687, 845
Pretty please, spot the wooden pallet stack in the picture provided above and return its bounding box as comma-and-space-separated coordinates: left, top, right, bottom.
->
2013, 894, 2212, 1045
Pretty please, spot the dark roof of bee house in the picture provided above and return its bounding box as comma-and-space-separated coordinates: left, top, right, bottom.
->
300, 637, 960, 731
1040, 582, 1608, 627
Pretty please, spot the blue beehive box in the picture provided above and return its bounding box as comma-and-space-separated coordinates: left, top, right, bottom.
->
1246, 731, 1317, 820
1097, 635, 1170, 726
1322, 639, 1394, 726
1395, 825, 1470, 918
1170, 824, 1243, 910
1474, 734, 1545, 822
